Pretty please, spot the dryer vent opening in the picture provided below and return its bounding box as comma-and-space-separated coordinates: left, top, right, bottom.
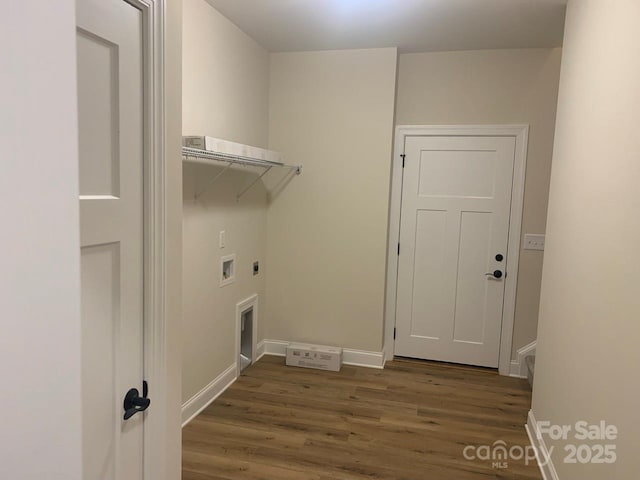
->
240, 308, 253, 372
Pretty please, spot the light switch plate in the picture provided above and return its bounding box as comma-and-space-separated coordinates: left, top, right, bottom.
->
219, 230, 225, 249
524, 234, 545, 251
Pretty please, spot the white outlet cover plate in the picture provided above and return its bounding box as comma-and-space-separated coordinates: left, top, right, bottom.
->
524, 234, 545, 251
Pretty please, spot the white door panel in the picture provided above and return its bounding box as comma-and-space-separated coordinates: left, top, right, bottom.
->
77, 0, 145, 478
395, 136, 515, 368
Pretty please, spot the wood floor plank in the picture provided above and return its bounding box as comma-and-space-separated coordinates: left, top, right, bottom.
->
183, 355, 541, 480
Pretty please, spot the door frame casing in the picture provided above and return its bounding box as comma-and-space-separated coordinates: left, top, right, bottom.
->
383, 125, 529, 376
124, 0, 167, 479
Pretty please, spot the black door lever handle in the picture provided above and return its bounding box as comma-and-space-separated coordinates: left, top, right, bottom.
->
484, 270, 503, 279
123, 381, 150, 420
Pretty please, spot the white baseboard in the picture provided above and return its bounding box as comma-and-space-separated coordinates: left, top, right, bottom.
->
258, 339, 289, 357
525, 409, 560, 480
343, 348, 385, 369
256, 339, 266, 361
181, 363, 237, 427
509, 340, 536, 378
258, 339, 385, 369
509, 360, 522, 377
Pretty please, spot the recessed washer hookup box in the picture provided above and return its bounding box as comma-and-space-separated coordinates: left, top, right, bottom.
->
286, 343, 342, 372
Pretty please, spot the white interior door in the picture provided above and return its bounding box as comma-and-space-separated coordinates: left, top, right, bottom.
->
77, 0, 146, 478
395, 135, 516, 368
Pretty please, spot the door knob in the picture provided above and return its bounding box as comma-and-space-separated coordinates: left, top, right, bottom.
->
485, 270, 503, 279
123, 380, 150, 420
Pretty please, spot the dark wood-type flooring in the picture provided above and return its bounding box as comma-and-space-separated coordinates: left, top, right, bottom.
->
182, 355, 541, 480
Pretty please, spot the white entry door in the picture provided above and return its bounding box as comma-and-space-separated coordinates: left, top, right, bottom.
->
77, 0, 146, 478
395, 135, 516, 368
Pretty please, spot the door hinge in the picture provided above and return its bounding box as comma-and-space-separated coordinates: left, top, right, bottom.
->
397, 243, 400, 255
393, 327, 396, 340
400, 154, 406, 168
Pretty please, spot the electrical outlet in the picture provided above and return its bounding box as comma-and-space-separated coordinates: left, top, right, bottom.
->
219, 230, 225, 249
524, 234, 545, 251
253, 261, 259, 275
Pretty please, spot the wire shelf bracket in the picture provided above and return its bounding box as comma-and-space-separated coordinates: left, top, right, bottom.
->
182, 146, 302, 201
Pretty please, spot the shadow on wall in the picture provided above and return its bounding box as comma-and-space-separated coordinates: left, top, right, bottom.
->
183, 162, 268, 206
183, 161, 298, 206
264, 168, 299, 204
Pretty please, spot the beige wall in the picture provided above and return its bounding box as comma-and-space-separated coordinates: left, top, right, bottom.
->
266, 48, 398, 352
182, 169, 268, 403
532, 1, 640, 478
182, 0, 269, 147
395, 49, 562, 358
182, 0, 270, 403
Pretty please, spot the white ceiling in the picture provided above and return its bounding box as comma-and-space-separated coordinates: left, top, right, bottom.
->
205, 0, 567, 53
